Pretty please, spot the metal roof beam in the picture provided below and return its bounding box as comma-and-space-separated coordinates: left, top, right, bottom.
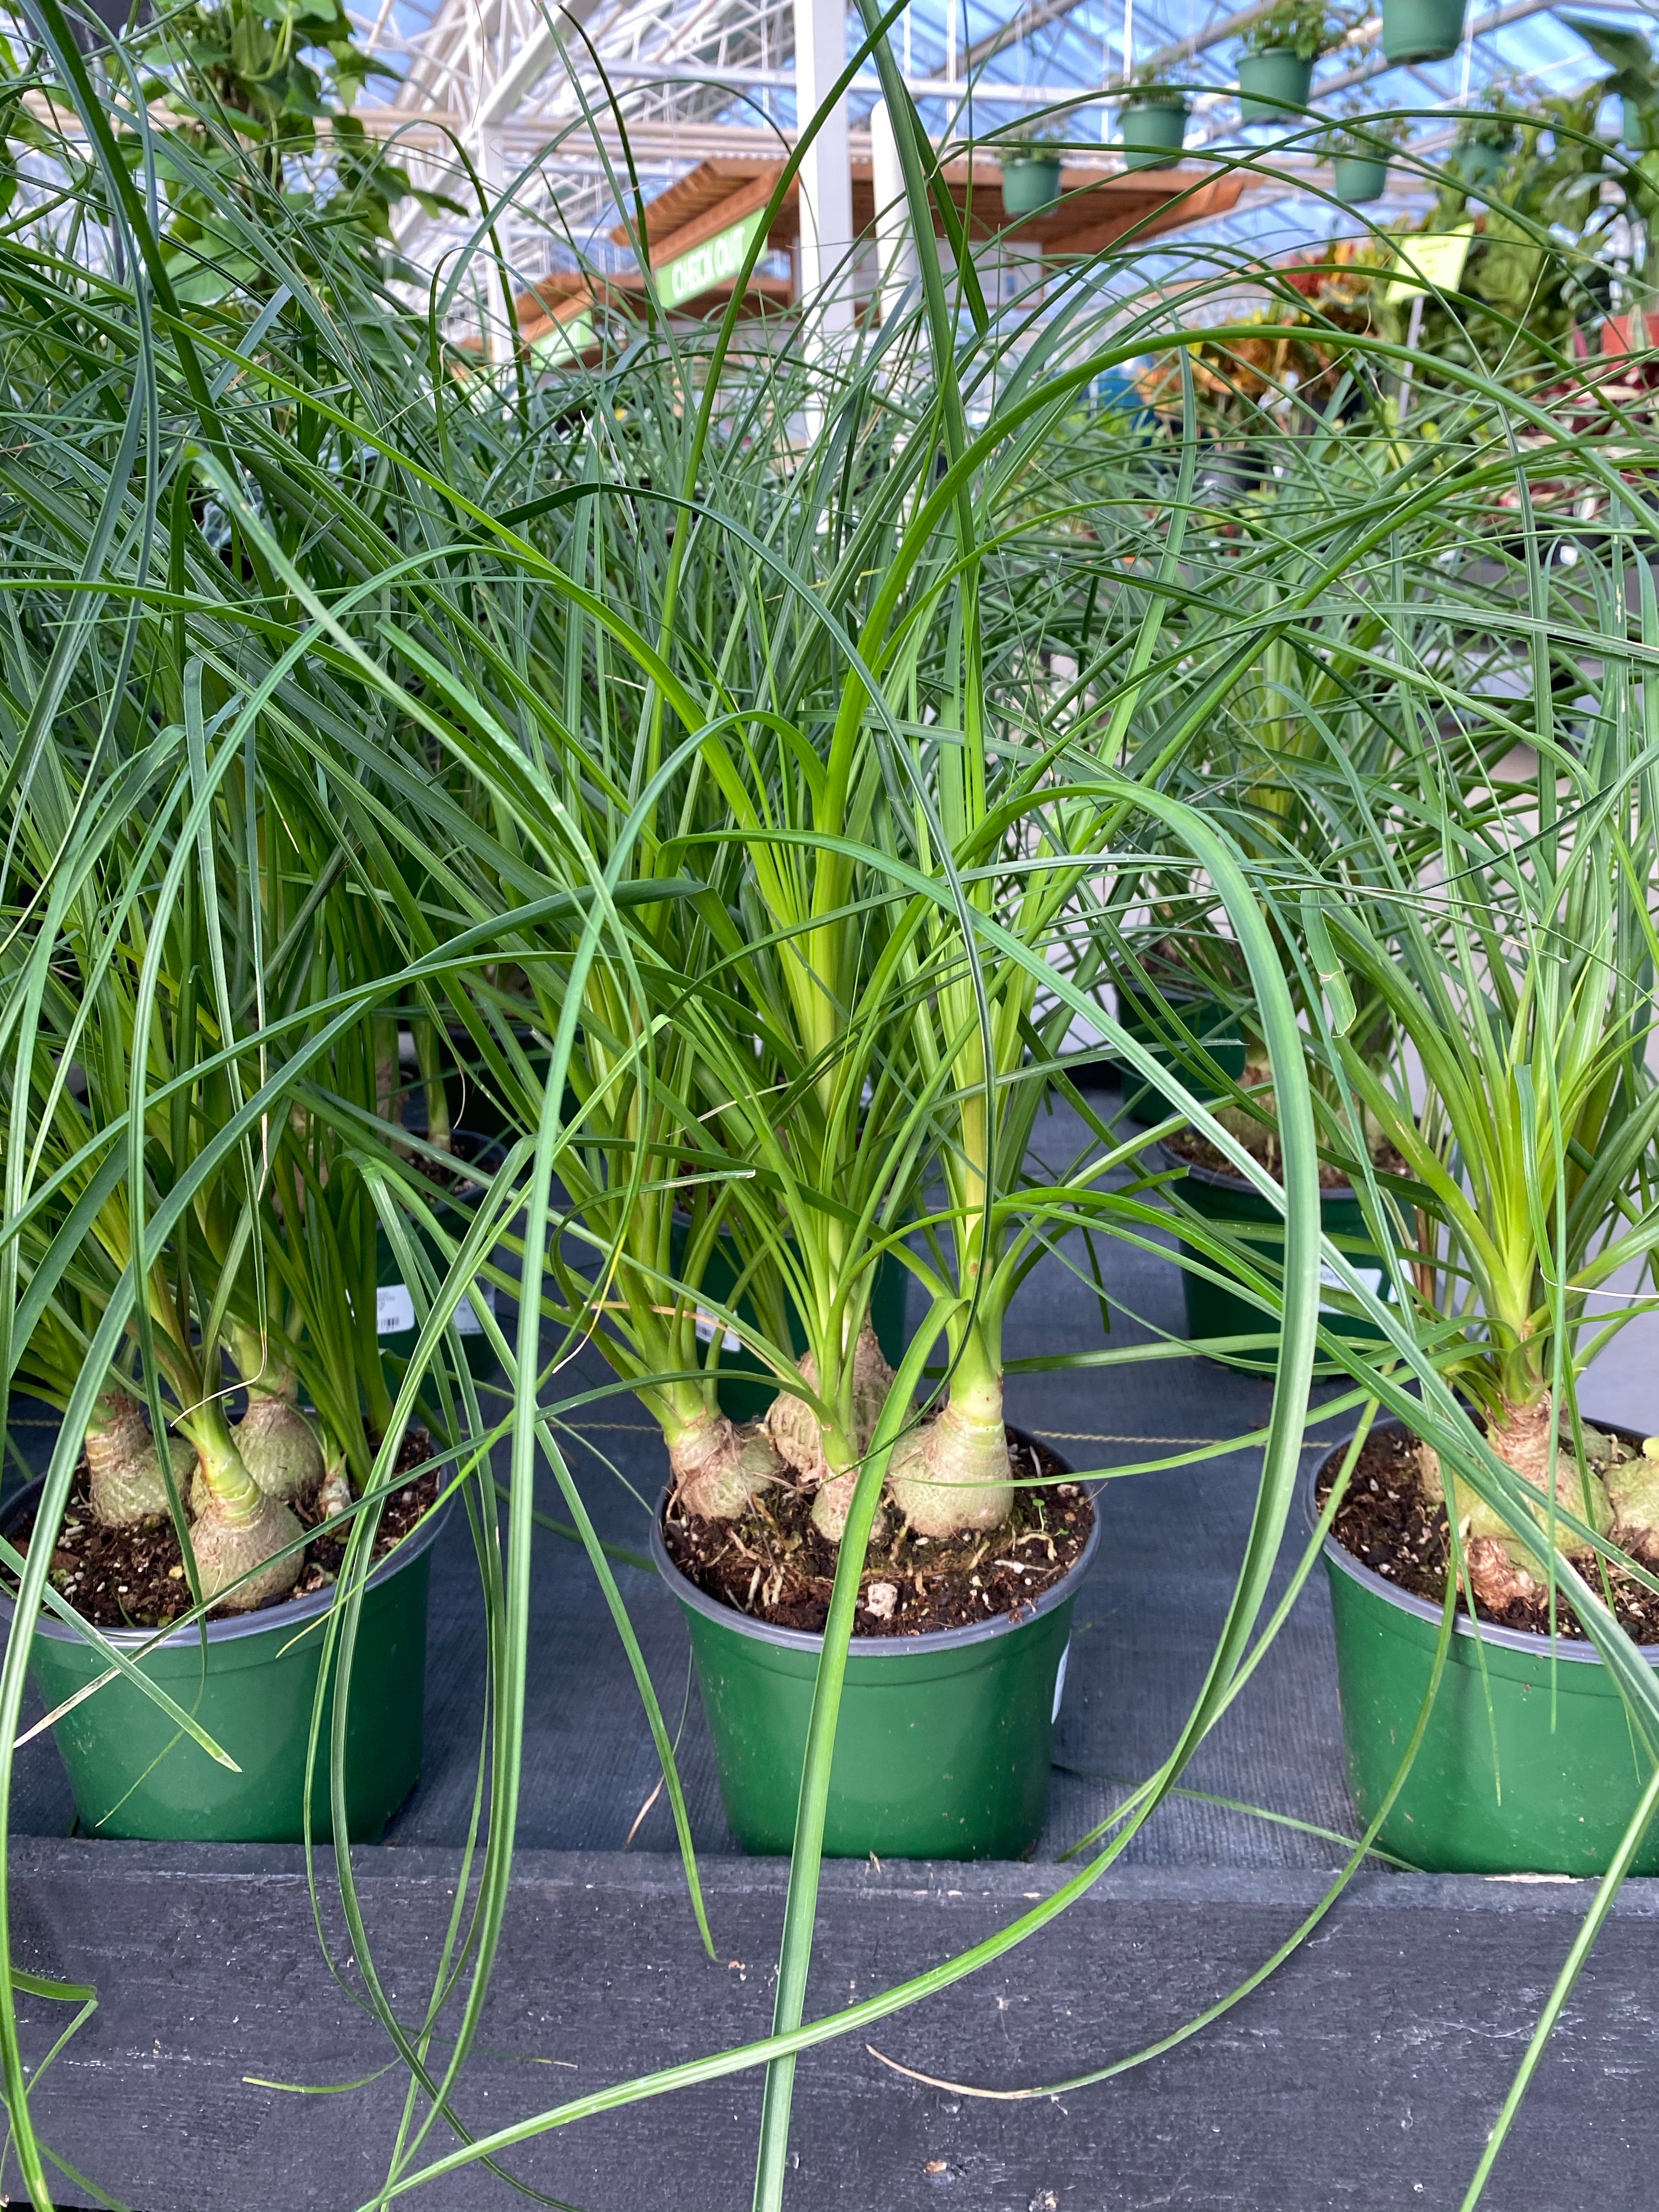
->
967, 0, 1632, 87
969, 0, 1287, 78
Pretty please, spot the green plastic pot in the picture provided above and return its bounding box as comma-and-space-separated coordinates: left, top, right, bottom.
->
1315, 1422, 1659, 1875
1451, 138, 1505, 193
1238, 49, 1314, 125
441, 1021, 566, 1142
1381, 0, 1466, 64
1334, 154, 1390, 205
670, 1221, 911, 1424
1119, 97, 1189, 171
2, 1478, 445, 1842
656, 1437, 1097, 1857
1156, 1143, 1392, 1365
1113, 986, 1246, 1124
1001, 156, 1063, 217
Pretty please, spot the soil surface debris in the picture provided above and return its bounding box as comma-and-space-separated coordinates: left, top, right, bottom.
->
1167, 1125, 1406, 1192
1321, 1423, 1659, 1645
10, 1428, 437, 1630
664, 1427, 1092, 1636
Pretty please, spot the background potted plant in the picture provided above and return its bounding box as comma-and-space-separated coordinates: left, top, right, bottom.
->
1118, 67, 1192, 171
1309, 624, 1659, 1875
999, 117, 1065, 216
1317, 103, 1413, 202
1237, 1, 1345, 125
1447, 93, 1525, 194
1381, 0, 1466, 66
1566, 15, 1659, 154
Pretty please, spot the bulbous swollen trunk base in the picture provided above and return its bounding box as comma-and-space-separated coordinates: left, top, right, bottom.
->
233, 1394, 324, 1502
768, 1325, 898, 1544
669, 1413, 782, 1522
316, 1452, 354, 1527
1599, 1434, 1659, 1564
189, 1489, 305, 1614
809, 1471, 857, 1543
885, 1400, 1015, 1539
1420, 1397, 1615, 1611
84, 1398, 191, 1526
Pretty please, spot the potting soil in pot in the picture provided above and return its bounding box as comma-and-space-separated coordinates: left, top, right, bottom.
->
1166, 1124, 1404, 1190
1319, 1420, 1659, 1643
663, 1427, 1092, 1635
11, 1429, 438, 1630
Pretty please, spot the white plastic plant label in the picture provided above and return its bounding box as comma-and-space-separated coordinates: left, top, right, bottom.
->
693, 1308, 743, 1353
1318, 1261, 1390, 1317
379, 1282, 496, 1336
1051, 1641, 1071, 1724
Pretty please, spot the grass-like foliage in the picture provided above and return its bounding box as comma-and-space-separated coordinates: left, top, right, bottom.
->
0, 8, 1657, 2209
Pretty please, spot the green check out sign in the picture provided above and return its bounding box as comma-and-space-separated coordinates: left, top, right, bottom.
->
654, 207, 769, 311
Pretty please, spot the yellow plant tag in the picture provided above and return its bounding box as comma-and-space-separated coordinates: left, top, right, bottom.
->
1381, 223, 1475, 305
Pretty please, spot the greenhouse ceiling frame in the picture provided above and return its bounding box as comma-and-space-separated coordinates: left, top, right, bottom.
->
354, 0, 1654, 312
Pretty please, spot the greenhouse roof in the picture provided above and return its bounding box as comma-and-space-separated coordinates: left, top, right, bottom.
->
352, 1, 1656, 297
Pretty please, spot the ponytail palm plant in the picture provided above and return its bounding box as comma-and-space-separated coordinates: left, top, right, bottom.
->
0, 305, 450, 1613
1315, 523, 1659, 1607
0, 18, 1556, 2208
3, 699, 312, 1607
323, 251, 1214, 1551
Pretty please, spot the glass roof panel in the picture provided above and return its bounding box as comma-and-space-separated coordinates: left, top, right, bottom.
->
352, 0, 1655, 284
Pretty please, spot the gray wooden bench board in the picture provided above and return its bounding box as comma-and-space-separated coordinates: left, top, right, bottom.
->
11, 1840, 1658, 2212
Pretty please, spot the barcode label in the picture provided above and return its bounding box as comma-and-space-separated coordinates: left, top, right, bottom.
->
694, 1309, 743, 1353
378, 1283, 496, 1336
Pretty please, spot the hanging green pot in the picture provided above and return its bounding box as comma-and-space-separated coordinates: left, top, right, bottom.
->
1001, 156, 1063, 217
1119, 97, 1190, 172
1314, 1424, 1659, 1875
1238, 49, 1314, 125
1450, 137, 1505, 192
1381, 0, 1466, 64
1113, 985, 1246, 1124
654, 1437, 1097, 1857
2, 1478, 445, 1842
1334, 153, 1390, 204
1156, 1143, 1393, 1364
669, 1219, 911, 1424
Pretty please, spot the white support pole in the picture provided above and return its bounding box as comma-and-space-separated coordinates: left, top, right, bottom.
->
478, 126, 517, 369
794, 0, 855, 336
871, 98, 917, 325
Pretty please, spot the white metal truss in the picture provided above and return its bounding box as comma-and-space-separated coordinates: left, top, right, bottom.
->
346, 0, 1656, 304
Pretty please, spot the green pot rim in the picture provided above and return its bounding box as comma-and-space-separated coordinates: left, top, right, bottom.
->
1308, 1415, 1657, 1668
0, 1476, 450, 1652
1149, 1136, 1364, 1209
651, 1432, 1099, 1658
